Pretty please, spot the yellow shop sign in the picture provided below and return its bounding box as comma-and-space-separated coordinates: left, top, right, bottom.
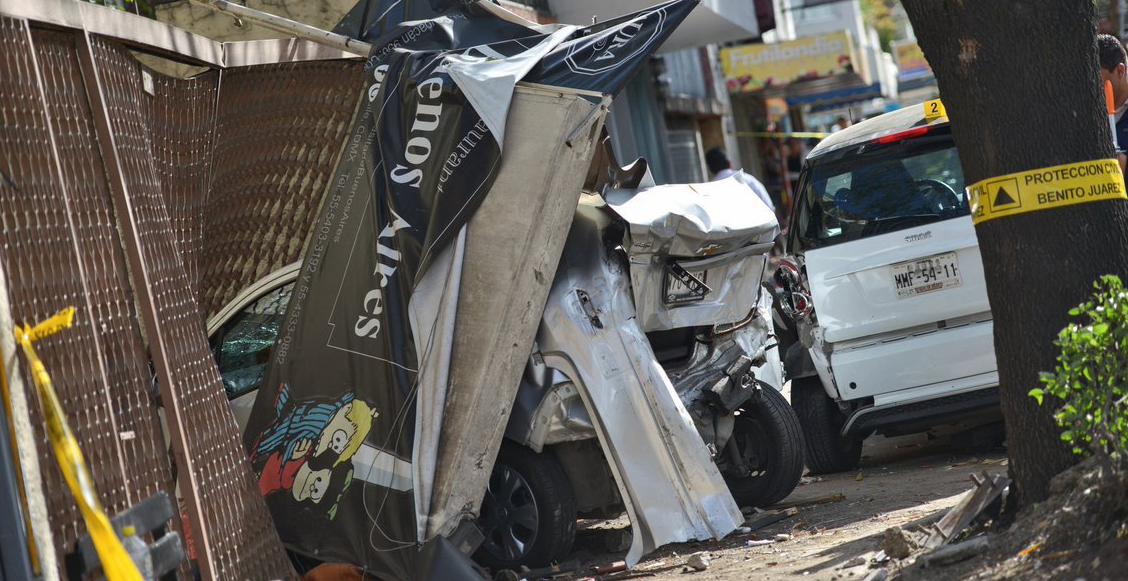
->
721, 30, 858, 93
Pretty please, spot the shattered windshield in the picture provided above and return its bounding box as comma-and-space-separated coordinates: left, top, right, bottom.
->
795, 140, 968, 249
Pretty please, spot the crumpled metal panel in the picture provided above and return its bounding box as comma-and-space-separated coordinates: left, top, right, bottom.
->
666, 290, 777, 403
605, 177, 778, 332
88, 36, 294, 580
605, 177, 778, 257
539, 201, 743, 567
198, 60, 362, 318
630, 242, 773, 332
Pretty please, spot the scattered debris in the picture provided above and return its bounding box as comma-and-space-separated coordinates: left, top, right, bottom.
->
879, 527, 917, 559
841, 556, 866, 569
686, 552, 711, 571
777, 493, 846, 510
919, 535, 990, 567
799, 476, 824, 485
735, 526, 752, 534
863, 570, 888, 581
871, 550, 889, 565
745, 539, 774, 547
923, 471, 1010, 549
592, 561, 627, 575
1017, 541, 1042, 556
518, 560, 579, 579
774, 534, 792, 542
744, 507, 800, 530
855, 473, 864, 482
950, 458, 981, 467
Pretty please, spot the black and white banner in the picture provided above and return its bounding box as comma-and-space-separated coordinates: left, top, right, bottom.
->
244, 1, 697, 578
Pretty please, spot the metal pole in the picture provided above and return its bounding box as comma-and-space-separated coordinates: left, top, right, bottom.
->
187, 0, 373, 56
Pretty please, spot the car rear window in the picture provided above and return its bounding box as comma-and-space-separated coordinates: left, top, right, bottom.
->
794, 139, 967, 249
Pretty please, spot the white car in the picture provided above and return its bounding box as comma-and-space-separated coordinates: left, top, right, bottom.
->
206, 261, 300, 432
774, 105, 1003, 474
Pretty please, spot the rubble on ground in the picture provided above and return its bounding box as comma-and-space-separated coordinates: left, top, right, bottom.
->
880, 526, 918, 559
893, 456, 1128, 581
686, 551, 711, 571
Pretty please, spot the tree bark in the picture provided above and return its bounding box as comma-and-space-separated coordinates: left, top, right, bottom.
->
901, 0, 1128, 507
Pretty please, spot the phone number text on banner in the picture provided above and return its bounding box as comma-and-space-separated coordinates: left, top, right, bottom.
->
967, 158, 1126, 225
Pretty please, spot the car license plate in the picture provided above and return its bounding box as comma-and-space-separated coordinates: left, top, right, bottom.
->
892, 252, 961, 299
665, 268, 709, 305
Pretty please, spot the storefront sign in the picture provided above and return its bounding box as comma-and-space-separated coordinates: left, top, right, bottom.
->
720, 30, 857, 93
892, 40, 931, 76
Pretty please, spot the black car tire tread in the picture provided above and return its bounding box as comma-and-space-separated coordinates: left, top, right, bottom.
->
476, 442, 577, 571
725, 383, 806, 509
791, 376, 863, 475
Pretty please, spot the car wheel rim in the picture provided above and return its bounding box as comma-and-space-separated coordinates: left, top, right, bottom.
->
480, 465, 539, 562
733, 413, 772, 476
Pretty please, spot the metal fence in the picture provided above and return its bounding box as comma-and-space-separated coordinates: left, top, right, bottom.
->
0, 7, 362, 580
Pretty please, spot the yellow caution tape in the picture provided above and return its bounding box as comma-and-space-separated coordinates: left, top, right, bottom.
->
14, 307, 143, 581
967, 158, 1127, 225
923, 99, 946, 122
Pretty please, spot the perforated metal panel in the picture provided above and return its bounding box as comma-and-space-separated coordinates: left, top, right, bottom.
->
0, 15, 332, 579
87, 36, 295, 581
146, 67, 221, 310
200, 60, 362, 318
0, 17, 169, 567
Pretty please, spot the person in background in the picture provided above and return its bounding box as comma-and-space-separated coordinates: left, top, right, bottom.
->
785, 137, 806, 189
705, 147, 775, 214
1097, 33, 1128, 171
759, 137, 785, 208
831, 116, 851, 133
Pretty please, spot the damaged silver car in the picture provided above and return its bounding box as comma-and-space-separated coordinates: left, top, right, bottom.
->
476, 151, 804, 570
206, 148, 804, 572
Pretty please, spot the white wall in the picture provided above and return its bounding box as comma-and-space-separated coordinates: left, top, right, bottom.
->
789, 0, 865, 39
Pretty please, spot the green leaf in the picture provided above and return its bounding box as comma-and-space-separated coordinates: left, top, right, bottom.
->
1028, 388, 1044, 405
1093, 323, 1109, 336
1061, 430, 1074, 442
1068, 307, 1081, 316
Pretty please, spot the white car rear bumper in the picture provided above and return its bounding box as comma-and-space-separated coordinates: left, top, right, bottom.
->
828, 317, 997, 404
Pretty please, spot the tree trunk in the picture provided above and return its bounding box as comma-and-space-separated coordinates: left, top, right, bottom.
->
901, 0, 1128, 507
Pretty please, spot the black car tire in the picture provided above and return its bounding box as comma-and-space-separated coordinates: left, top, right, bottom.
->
475, 442, 576, 572
723, 383, 806, 509
791, 376, 863, 475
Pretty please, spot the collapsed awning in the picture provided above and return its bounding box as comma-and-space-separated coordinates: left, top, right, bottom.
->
785, 73, 882, 111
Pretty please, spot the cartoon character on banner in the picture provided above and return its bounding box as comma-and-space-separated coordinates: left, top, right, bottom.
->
250, 383, 378, 521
